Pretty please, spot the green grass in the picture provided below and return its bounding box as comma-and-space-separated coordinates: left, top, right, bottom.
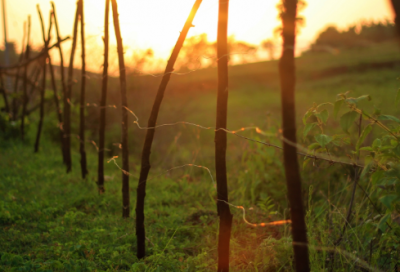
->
2, 42, 400, 271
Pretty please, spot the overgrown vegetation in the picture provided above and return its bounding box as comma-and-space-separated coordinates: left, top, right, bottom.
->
2, 0, 400, 271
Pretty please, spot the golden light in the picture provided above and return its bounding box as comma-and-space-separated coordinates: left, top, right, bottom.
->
1, 0, 393, 72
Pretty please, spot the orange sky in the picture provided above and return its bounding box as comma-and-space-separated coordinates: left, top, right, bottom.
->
1, 0, 394, 72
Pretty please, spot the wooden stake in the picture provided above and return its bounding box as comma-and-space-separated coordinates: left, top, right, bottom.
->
64, 1, 80, 173
215, 0, 232, 271
11, 21, 26, 121
34, 4, 50, 153
97, 0, 110, 193
20, 15, 31, 140
79, 0, 88, 178
111, 0, 130, 218
279, 1, 310, 271
135, 0, 203, 259
51, 1, 67, 164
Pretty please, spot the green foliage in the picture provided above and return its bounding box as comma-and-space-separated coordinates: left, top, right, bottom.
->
303, 89, 400, 270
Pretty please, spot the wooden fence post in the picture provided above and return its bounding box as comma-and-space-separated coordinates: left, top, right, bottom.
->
215, 0, 233, 271
51, 2, 67, 164
111, 0, 130, 218
278, 1, 310, 271
64, 1, 80, 173
79, 0, 88, 178
97, 0, 110, 193
20, 16, 31, 140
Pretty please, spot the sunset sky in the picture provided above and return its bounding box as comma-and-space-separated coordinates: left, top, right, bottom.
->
2, 0, 394, 72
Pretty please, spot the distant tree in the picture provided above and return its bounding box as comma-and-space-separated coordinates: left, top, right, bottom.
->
178, 33, 215, 70
261, 39, 276, 60
128, 48, 154, 75
310, 21, 396, 52
178, 33, 257, 70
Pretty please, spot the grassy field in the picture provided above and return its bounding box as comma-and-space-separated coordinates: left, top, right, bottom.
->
1, 41, 400, 271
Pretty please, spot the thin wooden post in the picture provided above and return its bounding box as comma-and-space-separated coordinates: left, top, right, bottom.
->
215, 0, 232, 271
278, 1, 310, 271
64, 1, 80, 173
34, 5, 51, 153
111, 0, 130, 218
51, 1, 67, 164
11, 22, 26, 121
135, 0, 203, 259
97, 0, 110, 193
20, 15, 31, 140
79, 0, 88, 178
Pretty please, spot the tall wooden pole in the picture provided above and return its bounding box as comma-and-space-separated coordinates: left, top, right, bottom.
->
215, 0, 232, 271
20, 16, 31, 140
279, 1, 310, 271
97, 0, 110, 193
34, 5, 49, 153
64, 1, 80, 172
111, 0, 130, 218
79, 0, 88, 178
51, 2, 67, 164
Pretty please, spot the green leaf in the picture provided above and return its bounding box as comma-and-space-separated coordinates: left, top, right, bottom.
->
360, 159, 373, 179
333, 99, 344, 119
316, 102, 333, 109
346, 95, 371, 106
308, 143, 321, 150
356, 95, 372, 102
378, 178, 399, 186
371, 170, 384, 185
314, 134, 332, 148
377, 115, 400, 124
319, 109, 329, 124
340, 111, 359, 134
302, 110, 313, 125
377, 213, 390, 232
379, 194, 398, 210
372, 139, 382, 149
394, 145, 400, 157
303, 123, 317, 138
356, 125, 372, 153
331, 134, 350, 146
